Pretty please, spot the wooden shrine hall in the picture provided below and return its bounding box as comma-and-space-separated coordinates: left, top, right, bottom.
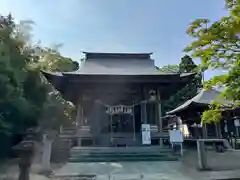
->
43, 52, 195, 147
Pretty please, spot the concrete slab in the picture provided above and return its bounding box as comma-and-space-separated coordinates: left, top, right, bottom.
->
55, 161, 193, 180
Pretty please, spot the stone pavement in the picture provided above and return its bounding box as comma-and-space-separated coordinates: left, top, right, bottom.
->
55, 161, 193, 180
54, 157, 240, 180
182, 149, 240, 171
2, 150, 240, 180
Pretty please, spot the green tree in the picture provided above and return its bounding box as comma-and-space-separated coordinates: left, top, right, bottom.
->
179, 55, 197, 73
36, 46, 78, 131
0, 14, 78, 135
16, 19, 79, 131
0, 14, 78, 158
158, 64, 179, 73
36, 45, 79, 72
0, 14, 48, 134
162, 56, 202, 114
184, 0, 240, 123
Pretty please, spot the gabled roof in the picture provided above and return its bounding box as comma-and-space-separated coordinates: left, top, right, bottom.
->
67, 52, 158, 75
51, 52, 194, 76
41, 52, 196, 90
166, 88, 233, 114
64, 60, 178, 76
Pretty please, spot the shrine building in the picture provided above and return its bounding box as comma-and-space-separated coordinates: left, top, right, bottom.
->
42, 52, 194, 147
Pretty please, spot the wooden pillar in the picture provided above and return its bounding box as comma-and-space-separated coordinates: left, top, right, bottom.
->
157, 88, 163, 147
157, 89, 162, 130
141, 102, 144, 124
75, 95, 83, 126
75, 104, 81, 126
143, 86, 148, 124
155, 102, 158, 126
132, 103, 136, 140
202, 124, 208, 138
95, 101, 101, 134
236, 126, 239, 137
76, 95, 83, 146
144, 102, 147, 124
215, 123, 222, 138
110, 114, 113, 142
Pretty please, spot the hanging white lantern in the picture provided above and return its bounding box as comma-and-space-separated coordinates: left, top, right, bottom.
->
149, 89, 157, 101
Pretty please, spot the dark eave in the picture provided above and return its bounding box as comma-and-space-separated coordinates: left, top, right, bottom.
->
41, 71, 65, 92
42, 71, 195, 83
41, 71, 195, 102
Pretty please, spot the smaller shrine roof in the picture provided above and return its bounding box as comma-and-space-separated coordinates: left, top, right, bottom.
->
166, 88, 233, 115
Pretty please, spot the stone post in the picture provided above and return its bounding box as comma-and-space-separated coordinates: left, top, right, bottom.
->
13, 129, 37, 180
197, 140, 210, 170
41, 132, 55, 172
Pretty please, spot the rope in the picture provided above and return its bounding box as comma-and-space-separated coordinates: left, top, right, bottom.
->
95, 99, 157, 108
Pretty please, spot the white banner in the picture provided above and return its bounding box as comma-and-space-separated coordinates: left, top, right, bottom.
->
142, 124, 151, 145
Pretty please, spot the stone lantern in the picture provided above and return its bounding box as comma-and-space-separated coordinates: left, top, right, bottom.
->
13, 129, 37, 180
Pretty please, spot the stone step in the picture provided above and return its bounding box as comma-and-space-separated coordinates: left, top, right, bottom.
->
71, 149, 172, 155
69, 146, 178, 162
60, 131, 75, 135
70, 146, 173, 153
71, 146, 170, 151
70, 153, 176, 159
69, 155, 178, 162
71, 151, 173, 156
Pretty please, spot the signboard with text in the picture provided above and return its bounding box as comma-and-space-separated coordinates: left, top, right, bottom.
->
169, 130, 183, 143
142, 124, 151, 145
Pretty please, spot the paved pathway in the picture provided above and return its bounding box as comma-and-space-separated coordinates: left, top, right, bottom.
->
55, 161, 194, 180
2, 150, 240, 180
55, 160, 240, 180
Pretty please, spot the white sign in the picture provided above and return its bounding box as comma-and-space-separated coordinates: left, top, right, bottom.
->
169, 130, 183, 143
142, 124, 151, 145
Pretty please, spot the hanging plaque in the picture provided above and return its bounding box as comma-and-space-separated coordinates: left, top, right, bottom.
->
106, 105, 133, 115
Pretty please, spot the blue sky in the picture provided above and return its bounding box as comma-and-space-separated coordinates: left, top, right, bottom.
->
1, 0, 228, 80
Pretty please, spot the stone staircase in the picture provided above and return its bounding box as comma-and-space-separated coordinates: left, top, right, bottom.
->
59, 127, 77, 139
51, 127, 77, 162
69, 146, 179, 162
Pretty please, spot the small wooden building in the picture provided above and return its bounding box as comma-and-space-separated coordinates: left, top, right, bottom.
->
43, 52, 194, 147
166, 88, 237, 140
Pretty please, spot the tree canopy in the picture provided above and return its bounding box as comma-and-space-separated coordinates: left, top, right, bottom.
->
158, 64, 179, 73
0, 14, 78, 136
184, 0, 240, 123
179, 55, 197, 73
161, 56, 202, 114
